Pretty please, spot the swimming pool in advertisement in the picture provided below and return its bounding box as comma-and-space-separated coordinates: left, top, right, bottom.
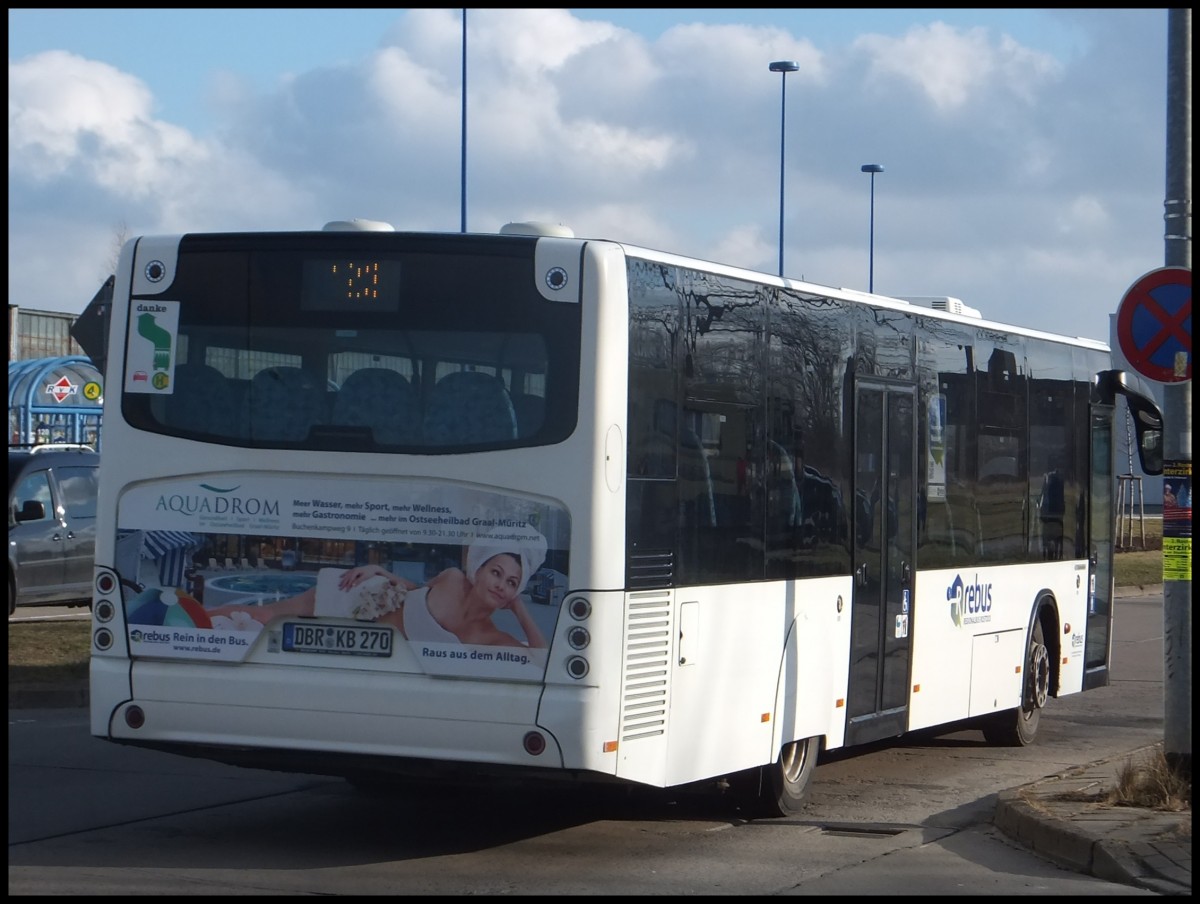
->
202, 572, 316, 606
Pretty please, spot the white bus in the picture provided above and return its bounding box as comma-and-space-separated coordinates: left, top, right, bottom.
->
78, 220, 1163, 817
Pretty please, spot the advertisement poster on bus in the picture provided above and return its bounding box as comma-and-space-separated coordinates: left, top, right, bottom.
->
117, 474, 569, 679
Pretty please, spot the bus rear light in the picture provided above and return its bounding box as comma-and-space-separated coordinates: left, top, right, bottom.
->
523, 731, 546, 755
603, 740, 618, 753
93, 627, 114, 650
124, 706, 145, 730
567, 596, 591, 620
565, 655, 589, 679
566, 626, 590, 650
96, 572, 117, 595
94, 599, 116, 622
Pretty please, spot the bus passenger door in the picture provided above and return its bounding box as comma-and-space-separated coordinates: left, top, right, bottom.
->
846, 381, 917, 746
1083, 402, 1115, 689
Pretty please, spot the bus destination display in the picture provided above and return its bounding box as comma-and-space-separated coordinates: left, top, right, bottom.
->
301, 258, 401, 312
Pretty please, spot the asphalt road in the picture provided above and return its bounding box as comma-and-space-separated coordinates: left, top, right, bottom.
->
8, 591, 1169, 895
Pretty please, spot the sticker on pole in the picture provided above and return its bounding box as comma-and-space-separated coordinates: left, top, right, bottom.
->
1115, 266, 1191, 384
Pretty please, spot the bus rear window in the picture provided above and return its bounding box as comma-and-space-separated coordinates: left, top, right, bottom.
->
121, 240, 579, 452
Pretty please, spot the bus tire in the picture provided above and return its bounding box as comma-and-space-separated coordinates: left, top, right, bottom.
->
981, 617, 1049, 747
738, 735, 819, 818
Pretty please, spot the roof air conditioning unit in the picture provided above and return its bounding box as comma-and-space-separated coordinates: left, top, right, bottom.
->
898, 295, 982, 319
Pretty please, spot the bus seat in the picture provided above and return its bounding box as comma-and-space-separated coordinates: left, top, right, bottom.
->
163, 363, 239, 436
332, 368, 422, 444
249, 366, 326, 442
422, 371, 518, 445
511, 392, 545, 436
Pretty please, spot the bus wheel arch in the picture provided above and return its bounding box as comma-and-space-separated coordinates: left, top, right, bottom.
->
765, 733, 820, 815
981, 595, 1057, 747
729, 733, 821, 819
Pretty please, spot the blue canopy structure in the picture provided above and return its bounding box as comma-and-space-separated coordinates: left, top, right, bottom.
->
8, 355, 103, 449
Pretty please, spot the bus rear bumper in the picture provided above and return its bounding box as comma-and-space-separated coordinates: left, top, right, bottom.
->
95, 660, 567, 775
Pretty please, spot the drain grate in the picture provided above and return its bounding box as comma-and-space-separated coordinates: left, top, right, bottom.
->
819, 824, 906, 838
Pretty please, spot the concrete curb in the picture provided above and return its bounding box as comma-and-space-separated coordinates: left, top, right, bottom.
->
994, 746, 1192, 897
1113, 583, 1164, 598
994, 788, 1101, 874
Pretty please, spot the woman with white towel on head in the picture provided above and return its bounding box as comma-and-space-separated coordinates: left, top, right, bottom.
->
342, 534, 549, 649
206, 532, 549, 650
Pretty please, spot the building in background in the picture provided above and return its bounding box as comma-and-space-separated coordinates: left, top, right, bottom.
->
8, 305, 86, 361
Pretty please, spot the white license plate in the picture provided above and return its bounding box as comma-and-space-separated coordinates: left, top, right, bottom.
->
281, 622, 393, 657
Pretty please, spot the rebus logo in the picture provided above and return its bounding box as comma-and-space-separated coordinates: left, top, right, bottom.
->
946, 574, 993, 627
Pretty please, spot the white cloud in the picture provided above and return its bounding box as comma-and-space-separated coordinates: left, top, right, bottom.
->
7, 10, 1168, 346
1056, 194, 1111, 235
855, 23, 1061, 112
9, 51, 194, 186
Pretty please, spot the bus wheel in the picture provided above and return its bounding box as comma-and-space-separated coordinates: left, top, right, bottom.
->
982, 618, 1049, 747
739, 735, 819, 818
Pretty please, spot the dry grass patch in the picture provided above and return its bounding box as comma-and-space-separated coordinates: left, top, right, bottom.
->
7, 620, 90, 687
1108, 744, 1192, 813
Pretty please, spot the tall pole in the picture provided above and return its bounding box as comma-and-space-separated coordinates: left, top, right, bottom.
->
460, 9, 467, 233
861, 164, 884, 293
1162, 7, 1191, 780
769, 61, 799, 277
868, 173, 875, 291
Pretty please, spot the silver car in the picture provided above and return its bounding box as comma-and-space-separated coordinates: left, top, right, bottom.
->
8, 445, 100, 615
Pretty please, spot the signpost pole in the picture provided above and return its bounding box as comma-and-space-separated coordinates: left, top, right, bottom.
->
1162, 8, 1191, 780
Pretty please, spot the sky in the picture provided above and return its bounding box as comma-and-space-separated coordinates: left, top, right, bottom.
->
7, 8, 1174, 345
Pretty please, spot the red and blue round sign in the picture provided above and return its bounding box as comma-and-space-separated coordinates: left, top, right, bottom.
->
1116, 266, 1191, 384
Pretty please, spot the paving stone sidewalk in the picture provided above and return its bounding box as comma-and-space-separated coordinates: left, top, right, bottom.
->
995, 743, 1191, 896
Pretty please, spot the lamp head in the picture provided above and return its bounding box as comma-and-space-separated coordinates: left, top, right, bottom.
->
861, 164, 885, 174
769, 60, 800, 73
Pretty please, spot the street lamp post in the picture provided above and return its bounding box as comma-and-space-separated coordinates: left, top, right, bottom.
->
769, 61, 800, 277
861, 164, 884, 293
460, 9, 468, 233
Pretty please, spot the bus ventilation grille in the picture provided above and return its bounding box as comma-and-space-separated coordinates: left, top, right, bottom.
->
627, 550, 674, 589
620, 589, 672, 742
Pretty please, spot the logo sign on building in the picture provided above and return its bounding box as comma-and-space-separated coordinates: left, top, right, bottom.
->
1115, 266, 1191, 384
44, 375, 78, 403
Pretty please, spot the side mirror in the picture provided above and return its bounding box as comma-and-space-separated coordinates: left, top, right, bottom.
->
1093, 369, 1164, 476
16, 500, 47, 523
